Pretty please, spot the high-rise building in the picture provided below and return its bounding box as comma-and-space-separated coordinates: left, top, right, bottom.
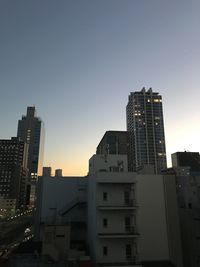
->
126, 87, 167, 173
96, 131, 128, 155
0, 137, 29, 209
17, 106, 44, 177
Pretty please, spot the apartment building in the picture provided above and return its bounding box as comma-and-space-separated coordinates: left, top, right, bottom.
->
88, 171, 140, 267
126, 88, 167, 173
88, 154, 183, 267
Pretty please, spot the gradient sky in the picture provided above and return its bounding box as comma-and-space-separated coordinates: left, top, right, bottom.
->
0, 0, 200, 176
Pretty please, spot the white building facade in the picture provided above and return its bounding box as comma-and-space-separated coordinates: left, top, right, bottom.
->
88, 155, 183, 267
88, 171, 140, 267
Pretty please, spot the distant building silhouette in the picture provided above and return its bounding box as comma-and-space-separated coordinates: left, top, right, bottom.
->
172, 151, 200, 173
0, 137, 29, 209
17, 106, 44, 207
96, 131, 128, 155
17, 106, 44, 177
42, 167, 51, 177
55, 169, 62, 177
126, 87, 167, 173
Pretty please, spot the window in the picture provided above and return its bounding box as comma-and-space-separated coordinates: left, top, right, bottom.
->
124, 191, 130, 205
103, 192, 107, 201
126, 244, 132, 259
125, 216, 131, 231
103, 218, 108, 228
103, 246, 108, 256
188, 203, 192, 209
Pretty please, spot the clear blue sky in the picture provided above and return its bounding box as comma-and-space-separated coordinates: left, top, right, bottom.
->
0, 0, 200, 175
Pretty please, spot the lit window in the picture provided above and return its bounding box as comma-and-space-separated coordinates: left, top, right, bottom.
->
153, 99, 162, 103
158, 153, 165, 156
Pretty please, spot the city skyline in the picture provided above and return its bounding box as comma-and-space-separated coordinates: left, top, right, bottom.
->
1, 0, 200, 175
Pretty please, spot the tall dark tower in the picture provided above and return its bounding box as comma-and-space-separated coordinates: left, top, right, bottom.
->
17, 107, 44, 177
126, 87, 167, 173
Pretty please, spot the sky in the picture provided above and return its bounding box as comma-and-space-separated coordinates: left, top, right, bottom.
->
0, 0, 200, 176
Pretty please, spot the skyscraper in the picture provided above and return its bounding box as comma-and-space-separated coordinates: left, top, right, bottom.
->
17, 107, 44, 177
0, 137, 29, 209
126, 87, 167, 173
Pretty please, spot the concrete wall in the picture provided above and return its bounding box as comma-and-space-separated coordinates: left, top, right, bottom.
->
87, 174, 97, 263
136, 174, 183, 267
136, 174, 169, 262
163, 175, 183, 267
42, 224, 70, 261
38, 176, 86, 222
35, 176, 87, 240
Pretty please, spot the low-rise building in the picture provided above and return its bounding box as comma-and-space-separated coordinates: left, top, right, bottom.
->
35, 176, 87, 253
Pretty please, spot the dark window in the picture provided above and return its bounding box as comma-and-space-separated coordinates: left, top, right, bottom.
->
103, 218, 108, 227
126, 244, 132, 258
124, 191, 130, 205
125, 216, 131, 231
56, 235, 65, 238
103, 246, 108, 256
103, 192, 107, 201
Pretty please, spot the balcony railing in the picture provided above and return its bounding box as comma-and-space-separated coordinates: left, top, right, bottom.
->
125, 226, 137, 234
98, 199, 138, 210
98, 232, 139, 238
124, 199, 137, 207
98, 205, 137, 210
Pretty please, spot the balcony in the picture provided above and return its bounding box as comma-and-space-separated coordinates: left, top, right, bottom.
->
126, 255, 139, 262
125, 226, 138, 234
124, 199, 137, 207
98, 205, 137, 211
98, 231, 139, 239
98, 199, 138, 210
98, 225, 139, 239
